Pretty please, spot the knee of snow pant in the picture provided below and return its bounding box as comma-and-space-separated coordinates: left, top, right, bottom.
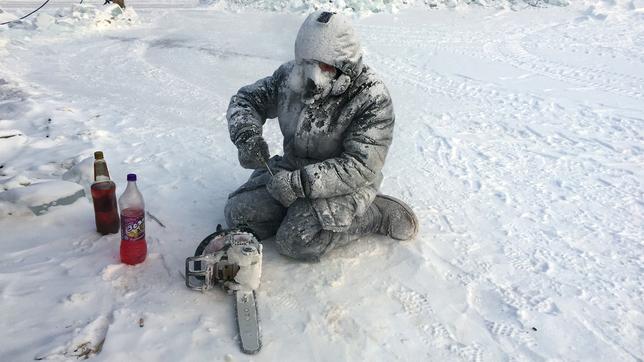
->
274, 199, 334, 262
224, 186, 286, 240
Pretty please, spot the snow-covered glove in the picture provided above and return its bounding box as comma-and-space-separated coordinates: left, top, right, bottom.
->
266, 170, 305, 207
235, 133, 270, 170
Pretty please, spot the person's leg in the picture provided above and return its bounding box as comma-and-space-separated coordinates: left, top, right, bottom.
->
225, 187, 286, 240
274, 195, 419, 262
274, 199, 379, 262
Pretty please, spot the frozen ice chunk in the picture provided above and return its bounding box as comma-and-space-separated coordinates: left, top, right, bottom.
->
0, 129, 27, 164
34, 314, 110, 360
34, 13, 56, 30
0, 180, 86, 215
62, 156, 94, 200
0, 9, 18, 24
65, 315, 109, 359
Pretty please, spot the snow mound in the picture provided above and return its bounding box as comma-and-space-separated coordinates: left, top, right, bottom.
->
0, 78, 96, 219
200, 0, 570, 15
4, 4, 139, 32
0, 8, 17, 49
0, 8, 18, 24
34, 315, 110, 360
578, 0, 644, 21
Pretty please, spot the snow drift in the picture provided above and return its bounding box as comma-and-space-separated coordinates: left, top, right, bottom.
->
200, 0, 571, 14
1, 3, 138, 31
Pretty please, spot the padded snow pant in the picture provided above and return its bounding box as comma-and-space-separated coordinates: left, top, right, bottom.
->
224, 186, 378, 262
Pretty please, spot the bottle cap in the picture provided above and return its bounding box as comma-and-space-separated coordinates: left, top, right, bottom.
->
94, 151, 104, 159
127, 173, 137, 181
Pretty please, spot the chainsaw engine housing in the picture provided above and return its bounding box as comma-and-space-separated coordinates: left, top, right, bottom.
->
185, 226, 262, 292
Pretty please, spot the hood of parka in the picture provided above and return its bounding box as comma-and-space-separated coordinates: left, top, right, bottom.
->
293, 11, 363, 100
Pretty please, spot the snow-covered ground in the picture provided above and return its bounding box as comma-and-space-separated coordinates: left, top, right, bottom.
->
1, 1, 643, 361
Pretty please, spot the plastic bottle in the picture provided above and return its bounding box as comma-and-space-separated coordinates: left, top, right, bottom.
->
91, 151, 119, 234
118, 173, 147, 265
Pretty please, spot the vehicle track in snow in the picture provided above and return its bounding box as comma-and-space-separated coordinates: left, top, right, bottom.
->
493, 24, 644, 100
362, 12, 643, 361
360, 15, 644, 100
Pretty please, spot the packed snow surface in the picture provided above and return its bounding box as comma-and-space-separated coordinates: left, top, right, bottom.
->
1, 1, 643, 361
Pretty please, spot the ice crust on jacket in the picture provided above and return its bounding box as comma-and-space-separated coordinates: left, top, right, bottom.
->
226, 11, 394, 232
226, 62, 394, 232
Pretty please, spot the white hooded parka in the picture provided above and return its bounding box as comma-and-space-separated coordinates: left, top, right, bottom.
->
226, 11, 395, 233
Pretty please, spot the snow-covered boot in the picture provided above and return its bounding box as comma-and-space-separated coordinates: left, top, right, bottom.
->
372, 195, 419, 240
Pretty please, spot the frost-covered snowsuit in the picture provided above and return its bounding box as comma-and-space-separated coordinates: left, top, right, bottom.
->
225, 12, 395, 261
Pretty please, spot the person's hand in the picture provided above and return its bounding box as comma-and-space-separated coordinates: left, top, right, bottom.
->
236, 135, 269, 169
266, 170, 305, 207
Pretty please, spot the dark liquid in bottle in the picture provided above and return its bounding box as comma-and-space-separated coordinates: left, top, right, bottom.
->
91, 181, 120, 234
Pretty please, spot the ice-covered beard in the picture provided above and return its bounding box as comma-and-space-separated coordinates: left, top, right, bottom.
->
289, 62, 335, 105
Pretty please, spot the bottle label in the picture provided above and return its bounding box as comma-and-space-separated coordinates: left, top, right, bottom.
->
121, 213, 145, 241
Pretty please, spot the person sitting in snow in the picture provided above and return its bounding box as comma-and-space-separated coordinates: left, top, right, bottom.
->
224, 11, 419, 262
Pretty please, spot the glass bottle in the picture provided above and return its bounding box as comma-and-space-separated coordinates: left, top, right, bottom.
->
90, 151, 119, 234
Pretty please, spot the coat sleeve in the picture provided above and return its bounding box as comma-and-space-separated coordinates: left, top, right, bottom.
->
300, 84, 395, 199
226, 64, 287, 143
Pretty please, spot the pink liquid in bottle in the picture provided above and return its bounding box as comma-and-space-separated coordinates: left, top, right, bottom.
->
119, 174, 147, 265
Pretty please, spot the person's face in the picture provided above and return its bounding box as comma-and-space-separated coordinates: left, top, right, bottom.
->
299, 60, 338, 104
